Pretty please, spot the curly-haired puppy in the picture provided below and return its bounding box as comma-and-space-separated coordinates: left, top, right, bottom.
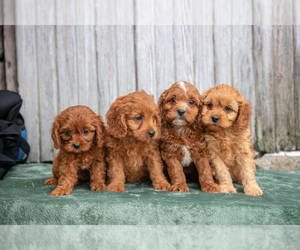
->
44, 105, 106, 196
105, 90, 171, 192
201, 84, 263, 196
158, 81, 220, 193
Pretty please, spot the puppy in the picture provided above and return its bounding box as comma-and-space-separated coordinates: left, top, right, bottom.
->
105, 90, 170, 192
201, 84, 263, 196
158, 81, 220, 193
44, 105, 106, 196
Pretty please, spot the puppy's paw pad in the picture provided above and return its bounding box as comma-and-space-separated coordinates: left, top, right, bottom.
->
90, 182, 106, 191
201, 183, 221, 193
153, 182, 171, 191
244, 186, 263, 196
50, 187, 72, 197
220, 184, 237, 194
106, 183, 125, 192
44, 178, 58, 186
170, 183, 189, 192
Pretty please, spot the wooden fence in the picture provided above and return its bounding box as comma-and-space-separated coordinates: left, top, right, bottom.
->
1, 1, 300, 162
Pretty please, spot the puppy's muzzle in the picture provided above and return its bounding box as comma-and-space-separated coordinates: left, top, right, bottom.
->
211, 116, 220, 123
177, 109, 186, 117
148, 130, 155, 138
73, 143, 81, 149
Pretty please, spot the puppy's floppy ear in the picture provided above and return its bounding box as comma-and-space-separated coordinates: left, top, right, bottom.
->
236, 97, 252, 130
93, 115, 105, 147
157, 89, 168, 117
106, 100, 127, 138
51, 118, 61, 150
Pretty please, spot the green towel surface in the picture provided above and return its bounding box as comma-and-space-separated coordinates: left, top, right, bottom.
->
0, 164, 299, 225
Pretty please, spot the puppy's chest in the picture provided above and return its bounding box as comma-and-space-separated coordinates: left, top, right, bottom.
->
76, 157, 93, 171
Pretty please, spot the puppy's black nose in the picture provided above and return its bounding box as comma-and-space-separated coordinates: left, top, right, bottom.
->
177, 109, 186, 117
148, 130, 155, 138
211, 116, 220, 123
73, 143, 81, 149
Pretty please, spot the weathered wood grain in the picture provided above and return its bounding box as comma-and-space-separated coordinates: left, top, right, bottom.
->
272, 26, 295, 151
3, 25, 18, 92
232, 25, 256, 142
56, 26, 79, 111
76, 25, 99, 114
16, 26, 40, 162
0, 62, 4, 90
253, 26, 276, 152
3, 0, 15, 25
36, 26, 58, 162
173, 1, 194, 83
95, 26, 118, 117
295, 25, 300, 150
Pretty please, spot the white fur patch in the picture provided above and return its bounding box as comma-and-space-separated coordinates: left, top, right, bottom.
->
181, 146, 192, 167
173, 119, 186, 126
177, 81, 186, 92
80, 166, 87, 171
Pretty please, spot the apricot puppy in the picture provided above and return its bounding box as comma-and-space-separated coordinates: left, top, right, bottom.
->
45, 106, 106, 196
201, 84, 263, 196
105, 90, 170, 192
158, 81, 220, 193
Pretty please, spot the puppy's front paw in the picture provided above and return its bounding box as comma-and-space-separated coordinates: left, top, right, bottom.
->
90, 182, 106, 191
170, 183, 189, 192
50, 187, 72, 196
153, 181, 171, 191
220, 184, 237, 194
106, 182, 125, 192
44, 178, 58, 186
244, 185, 263, 196
201, 183, 221, 193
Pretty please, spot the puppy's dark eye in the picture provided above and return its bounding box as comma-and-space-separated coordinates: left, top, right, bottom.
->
65, 130, 71, 136
171, 97, 176, 103
135, 115, 143, 121
189, 100, 195, 105
207, 104, 213, 109
225, 106, 231, 112
83, 129, 89, 135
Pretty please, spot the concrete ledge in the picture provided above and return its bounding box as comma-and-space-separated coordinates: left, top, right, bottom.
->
0, 164, 299, 225
256, 151, 300, 171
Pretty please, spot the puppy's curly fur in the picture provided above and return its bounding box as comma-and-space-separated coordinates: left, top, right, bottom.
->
44, 106, 106, 196
201, 84, 263, 196
158, 81, 220, 193
105, 90, 170, 192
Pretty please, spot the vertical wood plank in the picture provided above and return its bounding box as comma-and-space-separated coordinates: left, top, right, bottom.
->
3, 0, 16, 25
115, 25, 136, 97
295, 25, 300, 149
36, 26, 58, 161
153, 0, 174, 99
15, 0, 36, 25
253, 26, 276, 152
16, 26, 40, 162
0, 25, 4, 89
273, 26, 295, 151
56, 26, 78, 111
173, 0, 194, 83
3, 25, 18, 92
95, 26, 118, 117
232, 26, 256, 142
76, 25, 99, 114
135, 0, 157, 98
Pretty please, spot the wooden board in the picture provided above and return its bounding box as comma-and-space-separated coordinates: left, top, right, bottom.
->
16, 26, 40, 162
294, 25, 300, 150
35, 26, 58, 162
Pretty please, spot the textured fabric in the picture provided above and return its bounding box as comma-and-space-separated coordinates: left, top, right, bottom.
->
0, 164, 299, 225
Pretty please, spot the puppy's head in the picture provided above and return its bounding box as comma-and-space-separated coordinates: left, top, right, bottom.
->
106, 91, 161, 141
51, 106, 105, 153
201, 84, 252, 131
158, 81, 201, 127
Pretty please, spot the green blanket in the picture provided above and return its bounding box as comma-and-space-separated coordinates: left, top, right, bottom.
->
0, 164, 299, 225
